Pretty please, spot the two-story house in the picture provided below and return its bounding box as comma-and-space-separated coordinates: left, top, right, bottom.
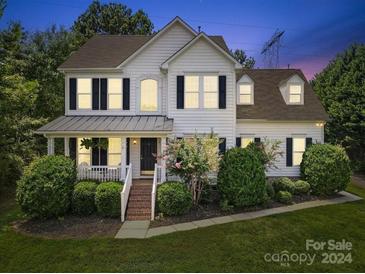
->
37, 16, 328, 187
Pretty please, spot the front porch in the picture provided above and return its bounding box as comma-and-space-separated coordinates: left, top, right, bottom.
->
46, 136, 167, 183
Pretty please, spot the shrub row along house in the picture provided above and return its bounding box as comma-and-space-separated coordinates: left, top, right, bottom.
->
36, 17, 328, 220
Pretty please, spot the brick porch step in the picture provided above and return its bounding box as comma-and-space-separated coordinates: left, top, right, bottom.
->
126, 181, 152, 221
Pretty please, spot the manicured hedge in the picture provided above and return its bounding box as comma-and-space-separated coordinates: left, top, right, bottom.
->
293, 180, 310, 195
95, 182, 123, 217
157, 181, 192, 216
276, 191, 292, 204
217, 147, 266, 208
16, 155, 76, 218
301, 144, 351, 196
72, 181, 98, 216
272, 177, 295, 194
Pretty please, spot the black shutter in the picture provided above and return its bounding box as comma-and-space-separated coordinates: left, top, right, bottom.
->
69, 78, 77, 110
100, 138, 107, 165
286, 138, 293, 167
92, 138, 99, 166
219, 76, 226, 109
236, 137, 241, 147
254, 137, 261, 144
92, 78, 100, 110
306, 137, 312, 148
100, 78, 107, 110
219, 138, 226, 155
126, 138, 130, 165
177, 76, 184, 109
123, 78, 130, 110
69, 138, 76, 161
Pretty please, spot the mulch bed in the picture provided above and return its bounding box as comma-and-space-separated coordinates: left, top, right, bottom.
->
12, 215, 121, 239
150, 193, 341, 228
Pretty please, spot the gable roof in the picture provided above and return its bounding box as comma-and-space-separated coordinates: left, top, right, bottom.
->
161, 32, 242, 69
236, 69, 328, 121
58, 17, 233, 70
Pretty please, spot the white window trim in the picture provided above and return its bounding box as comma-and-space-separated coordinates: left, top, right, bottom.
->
237, 82, 254, 105
183, 73, 220, 110
287, 82, 304, 105
137, 75, 161, 115
77, 78, 92, 110
292, 134, 306, 166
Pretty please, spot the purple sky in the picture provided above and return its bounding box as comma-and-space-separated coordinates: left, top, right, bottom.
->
1, 0, 365, 79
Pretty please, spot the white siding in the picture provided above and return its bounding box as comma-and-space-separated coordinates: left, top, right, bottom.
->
168, 38, 236, 147
123, 22, 194, 115
236, 121, 324, 177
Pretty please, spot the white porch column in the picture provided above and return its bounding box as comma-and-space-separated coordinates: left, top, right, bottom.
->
121, 137, 127, 180
160, 137, 166, 182
64, 137, 70, 157
47, 137, 55, 155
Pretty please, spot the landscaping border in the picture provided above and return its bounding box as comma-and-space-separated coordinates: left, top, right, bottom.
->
115, 191, 362, 239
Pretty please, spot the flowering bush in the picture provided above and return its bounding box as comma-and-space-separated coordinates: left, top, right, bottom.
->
163, 134, 220, 205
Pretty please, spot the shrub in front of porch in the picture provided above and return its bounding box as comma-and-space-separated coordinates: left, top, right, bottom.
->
300, 144, 351, 196
157, 181, 192, 216
16, 155, 76, 218
217, 147, 266, 208
95, 182, 123, 217
72, 181, 98, 216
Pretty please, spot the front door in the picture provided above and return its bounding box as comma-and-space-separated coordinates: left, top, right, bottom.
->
140, 138, 157, 176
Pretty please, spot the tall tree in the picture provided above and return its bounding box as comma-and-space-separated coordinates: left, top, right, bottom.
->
0, 0, 6, 19
231, 49, 255, 68
72, 0, 153, 44
311, 44, 365, 171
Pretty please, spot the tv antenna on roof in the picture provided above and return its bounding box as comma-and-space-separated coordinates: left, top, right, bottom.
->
261, 29, 285, 68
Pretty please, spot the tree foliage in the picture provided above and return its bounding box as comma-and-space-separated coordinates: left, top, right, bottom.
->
72, 0, 153, 44
311, 44, 365, 170
231, 49, 255, 68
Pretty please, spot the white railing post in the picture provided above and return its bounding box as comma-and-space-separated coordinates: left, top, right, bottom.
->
120, 163, 132, 222
160, 137, 166, 183
121, 137, 127, 180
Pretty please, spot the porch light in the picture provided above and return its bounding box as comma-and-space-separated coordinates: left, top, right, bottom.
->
316, 123, 324, 127
133, 139, 137, 145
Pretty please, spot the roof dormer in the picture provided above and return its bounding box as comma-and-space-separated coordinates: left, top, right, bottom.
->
279, 74, 304, 105
237, 74, 254, 105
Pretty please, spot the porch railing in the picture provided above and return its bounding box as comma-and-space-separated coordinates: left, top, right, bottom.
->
77, 165, 122, 182
121, 164, 133, 222
151, 163, 162, 220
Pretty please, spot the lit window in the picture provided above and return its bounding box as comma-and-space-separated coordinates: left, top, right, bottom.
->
203, 76, 218, 108
239, 83, 253, 104
241, 137, 254, 148
108, 138, 121, 166
289, 84, 302, 103
108, 79, 122, 109
78, 138, 90, 165
77, 78, 91, 109
140, 79, 158, 111
185, 76, 199, 109
293, 137, 305, 166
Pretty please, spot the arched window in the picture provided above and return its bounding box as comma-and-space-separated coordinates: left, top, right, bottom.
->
140, 79, 158, 112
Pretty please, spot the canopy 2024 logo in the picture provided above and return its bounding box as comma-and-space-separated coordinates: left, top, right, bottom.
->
264, 239, 352, 267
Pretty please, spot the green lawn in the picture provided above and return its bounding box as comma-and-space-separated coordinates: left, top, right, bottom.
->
1, 184, 365, 272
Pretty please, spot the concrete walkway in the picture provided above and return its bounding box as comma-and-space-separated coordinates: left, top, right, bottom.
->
115, 191, 361, 239
352, 174, 365, 189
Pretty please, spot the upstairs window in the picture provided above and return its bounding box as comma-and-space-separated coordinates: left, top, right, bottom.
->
289, 84, 302, 104
140, 79, 158, 112
293, 137, 305, 166
203, 76, 218, 108
77, 78, 91, 109
239, 83, 253, 104
108, 79, 122, 109
185, 76, 199, 109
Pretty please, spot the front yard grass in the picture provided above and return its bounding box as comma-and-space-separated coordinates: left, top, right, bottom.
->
0, 183, 365, 272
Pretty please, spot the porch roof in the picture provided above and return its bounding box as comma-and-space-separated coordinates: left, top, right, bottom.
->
36, 115, 174, 134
